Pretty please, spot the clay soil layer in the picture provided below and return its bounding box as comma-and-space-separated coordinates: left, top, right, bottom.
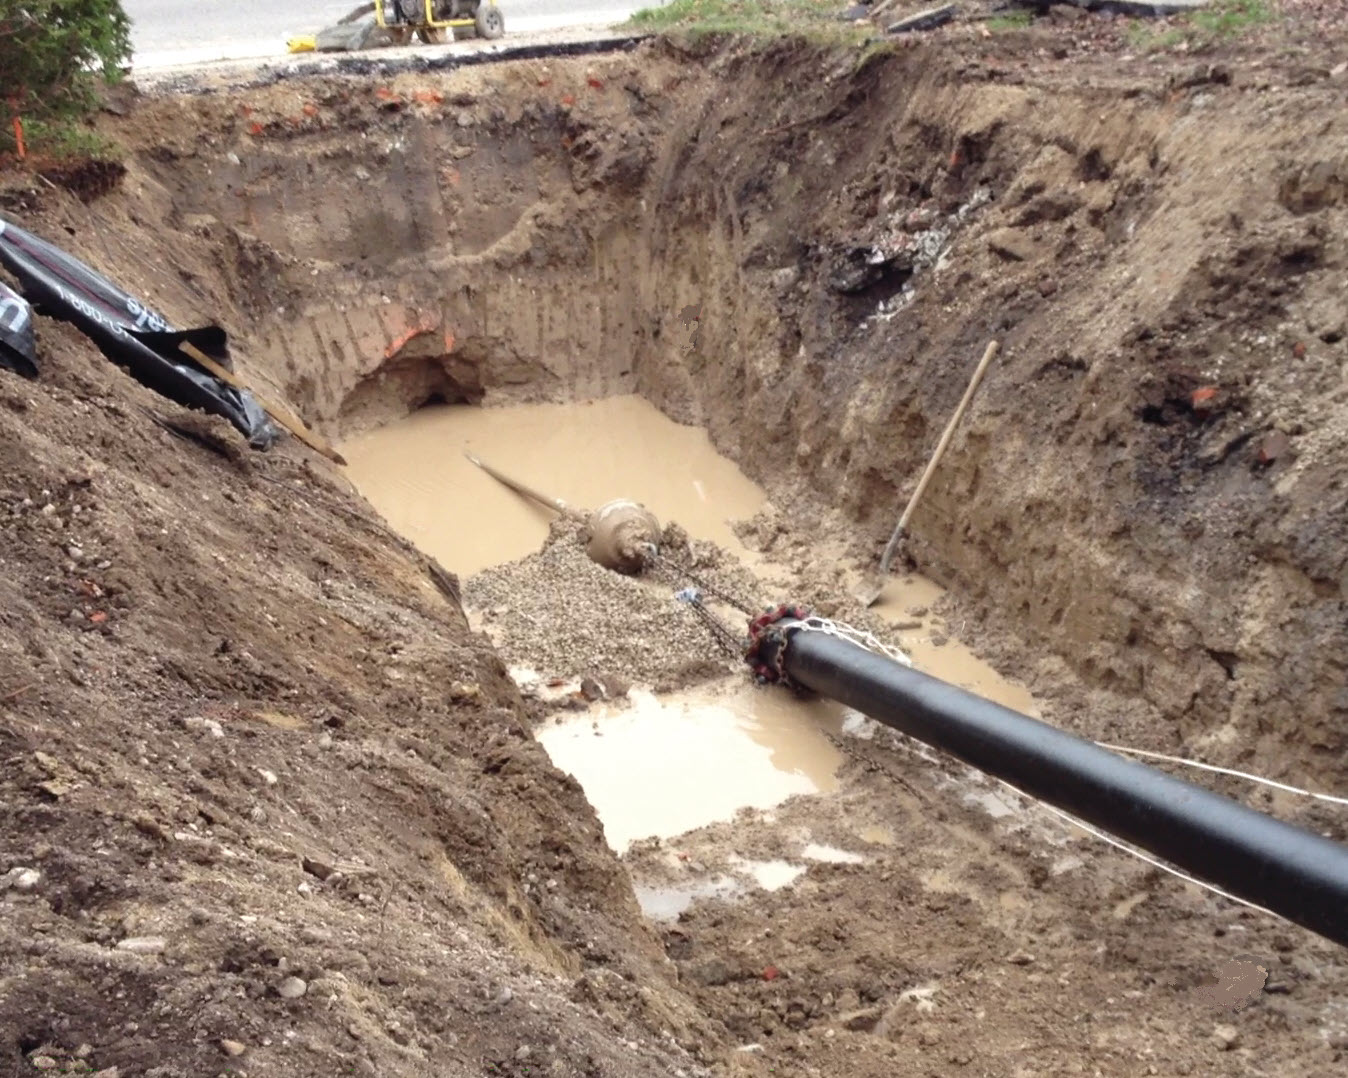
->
3, 13, 1348, 1078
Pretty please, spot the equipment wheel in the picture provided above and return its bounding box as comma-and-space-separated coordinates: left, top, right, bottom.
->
474, 4, 504, 39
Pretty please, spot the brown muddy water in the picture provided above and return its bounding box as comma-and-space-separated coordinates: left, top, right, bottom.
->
341, 395, 766, 576
341, 395, 1039, 856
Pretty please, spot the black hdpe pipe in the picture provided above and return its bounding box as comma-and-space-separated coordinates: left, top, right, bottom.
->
757, 623, 1348, 948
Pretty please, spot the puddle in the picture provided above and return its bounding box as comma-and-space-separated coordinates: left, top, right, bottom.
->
341, 395, 767, 576
537, 683, 843, 852
802, 843, 865, 864
735, 858, 806, 890
635, 878, 742, 921
873, 575, 1040, 715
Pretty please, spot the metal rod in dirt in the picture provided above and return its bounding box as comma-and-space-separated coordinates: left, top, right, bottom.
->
464, 453, 576, 517
756, 625, 1348, 948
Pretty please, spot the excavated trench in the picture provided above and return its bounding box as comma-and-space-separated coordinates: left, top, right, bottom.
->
9, 32, 1348, 1078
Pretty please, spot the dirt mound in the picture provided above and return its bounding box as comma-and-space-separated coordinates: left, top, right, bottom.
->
0, 317, 716, 1074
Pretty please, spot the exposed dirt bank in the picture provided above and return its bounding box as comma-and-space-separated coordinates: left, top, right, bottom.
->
72, 29, 1346, 790
2, 18, 1347, 1078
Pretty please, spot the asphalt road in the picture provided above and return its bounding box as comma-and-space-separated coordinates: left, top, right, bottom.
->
122, 0, 645, 67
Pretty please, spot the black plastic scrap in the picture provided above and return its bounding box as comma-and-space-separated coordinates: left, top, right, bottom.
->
0, 217, 279, 449
0, 279, 37, 379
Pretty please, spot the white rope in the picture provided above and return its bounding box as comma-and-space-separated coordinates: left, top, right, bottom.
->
989, 775, 1282, 920
1098, 743, 1348, 807
792, 616, 913, 667
800, 615, 1342, 928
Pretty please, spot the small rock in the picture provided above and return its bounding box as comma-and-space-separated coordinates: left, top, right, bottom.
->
448, 681, 480, 702
840, 1007, 882, 1032
92, 1069, 120, 1078
887, 3, 956, 34
75, 1045, 93, 1059
277, 976, 308, 999
1211, 1024, 1240, 1051
495, 986, 514, 1005
906, 606, 929, 618
1258, 430, 1291, 465
220, 1039, 247, 1057
318, 732, 333, 749
1008, 950, 1035, 965
987, 228, 1039, 263
116, 936, 166, 955
182, 716, 224, 738
2, 866, 40, 891
257, 768, 278, 786
929, 633, 949, 648
249, 806, 267, 823
515, 1046, 532, 1061
30, 1056, 58, 1071
1037, 276, 1058, 297
67, 545, 84, 560
302, 856, 336, 881
579, 677, 604, 702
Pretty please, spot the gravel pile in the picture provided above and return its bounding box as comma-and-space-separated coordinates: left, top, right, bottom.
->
464, 518, 766, 691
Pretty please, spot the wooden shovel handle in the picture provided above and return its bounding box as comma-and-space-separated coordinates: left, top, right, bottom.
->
178, 341, 346, 466
878, 340, 999, 574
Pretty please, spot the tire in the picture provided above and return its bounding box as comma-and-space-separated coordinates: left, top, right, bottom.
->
416, 26, 449, 43
474, 5, 504, 39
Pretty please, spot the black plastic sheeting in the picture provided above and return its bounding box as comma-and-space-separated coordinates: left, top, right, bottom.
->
0, 279, 37, 379
0, 218, 278, 449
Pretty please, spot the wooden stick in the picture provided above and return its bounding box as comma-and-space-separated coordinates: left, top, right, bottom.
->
177, 341, 346, 466
464, 452, 580, 518
876, 339, 1000, 577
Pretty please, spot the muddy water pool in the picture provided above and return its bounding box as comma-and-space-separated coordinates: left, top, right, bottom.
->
341, 394, 1039, 857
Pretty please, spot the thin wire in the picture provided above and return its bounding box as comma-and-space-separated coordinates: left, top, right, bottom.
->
803, 615, 1333, 927
1098, 743, 1348, 807
992, 774, 1282, 920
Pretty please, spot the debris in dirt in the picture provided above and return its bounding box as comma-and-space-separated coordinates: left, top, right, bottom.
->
887, 4, 958, 35
277, 975, 309, 999
986, 227, 1039, 263
115, 936, 167, 955
0, 278, 36, 378
1007, 949, 1035, 965
1052, 0, 1212, 14
1258, 429, 1292, 465
1211, 1023, 1241, 1050
1, 866, 40, 891
0, 218, 279, 449
180, 714, 225, 738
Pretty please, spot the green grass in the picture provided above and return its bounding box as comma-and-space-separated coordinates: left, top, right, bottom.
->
986, 11, 1034, 32
1126, 0, 1273, 51
630, 0, 867, 41
24, 120, 122, 163
1190, 0, 1273, 38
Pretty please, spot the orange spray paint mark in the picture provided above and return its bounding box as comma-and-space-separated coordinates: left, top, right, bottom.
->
11, 116, 24, 160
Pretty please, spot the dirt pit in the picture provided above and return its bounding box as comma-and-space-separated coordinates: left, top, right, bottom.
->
4, 22, 1348, 1078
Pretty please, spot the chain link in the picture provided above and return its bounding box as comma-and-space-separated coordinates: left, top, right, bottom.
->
648, 552, 761, 616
